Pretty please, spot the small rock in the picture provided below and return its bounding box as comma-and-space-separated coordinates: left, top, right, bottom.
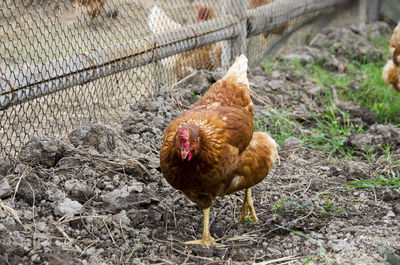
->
113, 210, 131, 225
308, 86, 322, 96
102, 182, 144, 211
15, 174, 46, 204
296, 158, 309, 166
385, 210, 396, 218
112, 175, 120, 185
18, 136, 66, 168
85, 247, 96, 256
269, 80, 286, 90
310, 27, 382, 63
23, 210, 34, 220
54, 198, 83, 217
343, 161, 370, 180
40, 241, 51, 248
271, 70, 280, 79
337, 102, 378, 128
320, 166, 330, 171
82, 168, 98, 178
139, 234, 151, 243
268, 248, 282, 256
331, 240, 351, 252
128, 180, 144, 193
46, 188, 64, 202
64, 179, 95, 203
0, 161, 14, 177
176, 70, 212, 95
31, 254, 39, 262
148, 158, 160, 169
68, 123, 123, 154
382, 190, 397, 201
3, 216, 16, 229
36, 222, 48, 232
0, 178, 12, 199
52, 175, 61, 185
282, 137, 301, 150
262, 242, 268, 248
282, 53, 313, 66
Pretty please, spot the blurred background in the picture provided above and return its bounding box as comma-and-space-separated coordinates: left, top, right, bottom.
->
0, 0, 398, 157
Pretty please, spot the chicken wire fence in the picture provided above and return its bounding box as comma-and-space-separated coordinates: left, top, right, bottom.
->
0, 0, 361, 158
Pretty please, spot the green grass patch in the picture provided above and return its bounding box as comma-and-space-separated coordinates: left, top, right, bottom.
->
254, 111, 305, 146
277, 225, 332, 265
254, 105, 359, 157
348, 173, 400, 189
264, 39, 400, 123
272, 194, 352, 220
304, 106, 359, 157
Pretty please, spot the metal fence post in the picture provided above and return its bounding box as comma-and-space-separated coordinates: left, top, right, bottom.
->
359, 0, 379, 25
222, 0, 248, 68
359, 0, 367, 25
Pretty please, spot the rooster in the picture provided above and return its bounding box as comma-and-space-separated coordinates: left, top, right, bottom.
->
160, 55, 278, 245
147, 5, 221, 81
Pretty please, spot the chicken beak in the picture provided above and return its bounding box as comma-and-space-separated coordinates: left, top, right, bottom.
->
181, 149, 189, 160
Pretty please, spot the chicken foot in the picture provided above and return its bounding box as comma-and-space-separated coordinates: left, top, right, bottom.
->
239, 188, 258, 223
185, 207, 216, 245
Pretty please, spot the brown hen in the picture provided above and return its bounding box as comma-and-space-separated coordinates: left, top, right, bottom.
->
160, 55, 278, 245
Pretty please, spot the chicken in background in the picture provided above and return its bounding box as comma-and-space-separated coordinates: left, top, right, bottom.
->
383, 23, 400, 92
147, 5, 221, 81
197, 5, 213, 21
389, 24, 400, 60
248, 0, 289, 39
160, 55, 278, 245
76, 0, 105, 21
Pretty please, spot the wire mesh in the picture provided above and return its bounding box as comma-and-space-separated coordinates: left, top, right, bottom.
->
1, 0, 352, 158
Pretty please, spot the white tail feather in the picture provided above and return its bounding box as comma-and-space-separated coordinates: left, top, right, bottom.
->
148, 5, 182, 35
222, 54, 249, 86
147, 6, 181, 78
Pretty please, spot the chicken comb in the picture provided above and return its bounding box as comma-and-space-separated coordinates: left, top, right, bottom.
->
178, 126, 189, 140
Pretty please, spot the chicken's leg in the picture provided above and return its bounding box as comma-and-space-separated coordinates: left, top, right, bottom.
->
185, 207, 216, 245
239, 188, 258, 223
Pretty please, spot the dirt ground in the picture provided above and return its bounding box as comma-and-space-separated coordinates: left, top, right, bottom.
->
1, 24, 400, 264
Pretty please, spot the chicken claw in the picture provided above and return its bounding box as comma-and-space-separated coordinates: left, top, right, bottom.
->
239, 188, 258, 224
185, 207, 216, 245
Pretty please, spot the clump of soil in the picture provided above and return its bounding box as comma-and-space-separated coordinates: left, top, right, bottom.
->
0, 22, 399, 264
